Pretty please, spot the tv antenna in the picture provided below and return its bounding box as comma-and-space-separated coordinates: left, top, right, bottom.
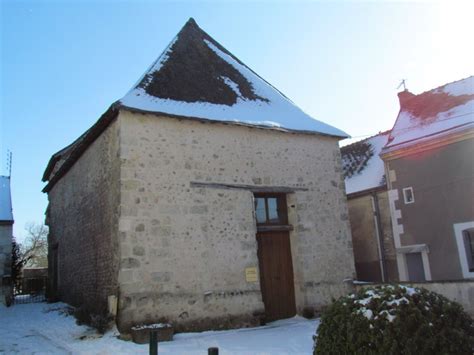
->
6, 150, 12, 177
397, 79, 407, 91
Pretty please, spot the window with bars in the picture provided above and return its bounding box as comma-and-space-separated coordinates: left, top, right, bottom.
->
403, 187, 415, 204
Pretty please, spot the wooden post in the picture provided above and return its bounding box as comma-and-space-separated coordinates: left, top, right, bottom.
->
208, 347, 219, 355
149, 330, 158, 355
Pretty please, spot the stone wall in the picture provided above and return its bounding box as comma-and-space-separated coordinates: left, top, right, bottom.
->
409, 281, 474, 315
0, 224, 13, 305
355, 280, 474, 316
116, 110, 355, 332
46, 119, 121, 314
347, 190, 398, 282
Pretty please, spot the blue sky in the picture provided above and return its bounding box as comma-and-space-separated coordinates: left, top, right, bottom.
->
1, 0, 473, 242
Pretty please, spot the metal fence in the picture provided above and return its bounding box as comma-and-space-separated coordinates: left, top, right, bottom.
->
13, 276, 47, 304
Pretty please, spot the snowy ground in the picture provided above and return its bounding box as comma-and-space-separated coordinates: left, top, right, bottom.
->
0, 302, 319, 354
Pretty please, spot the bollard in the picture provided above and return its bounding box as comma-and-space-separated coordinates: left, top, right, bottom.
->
149, 329, 158, 355
208, 347, 219, 355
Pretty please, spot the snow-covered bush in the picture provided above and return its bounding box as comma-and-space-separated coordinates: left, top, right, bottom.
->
314, 285, 474, 354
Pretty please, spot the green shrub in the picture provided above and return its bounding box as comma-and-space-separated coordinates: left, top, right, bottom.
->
314, 285, 474, 355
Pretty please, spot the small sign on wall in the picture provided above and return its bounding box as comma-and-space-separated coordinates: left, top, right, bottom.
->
245, 267, 258, 283
108, 295, 118, 316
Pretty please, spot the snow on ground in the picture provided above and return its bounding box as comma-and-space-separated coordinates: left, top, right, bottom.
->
0, 302, 319, 354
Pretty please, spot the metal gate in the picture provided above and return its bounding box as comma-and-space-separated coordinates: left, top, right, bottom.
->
13, 276, 47, 304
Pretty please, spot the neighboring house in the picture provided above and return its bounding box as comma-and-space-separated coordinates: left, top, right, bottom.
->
0, 176, 14, 304
380, 76, 474, 282
42, 19, 355, 333
341, 132, 399, 282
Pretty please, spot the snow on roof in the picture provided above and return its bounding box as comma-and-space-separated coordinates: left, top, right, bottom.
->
383, 76, 474, 153
342, 132, 390, 195
120, 18, 348, 138
0, 176, 13, 222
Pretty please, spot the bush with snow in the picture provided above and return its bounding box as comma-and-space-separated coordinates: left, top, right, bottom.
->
314, 285, 474, 354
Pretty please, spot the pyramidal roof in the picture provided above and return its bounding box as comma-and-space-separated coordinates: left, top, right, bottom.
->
120, 18, 348, 138
42, 19, 349, 191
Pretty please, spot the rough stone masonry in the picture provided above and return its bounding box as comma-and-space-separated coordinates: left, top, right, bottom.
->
47, 109, 355, 333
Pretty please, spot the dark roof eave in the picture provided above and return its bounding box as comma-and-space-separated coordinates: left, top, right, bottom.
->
42, 133, 90, 182
42, 155, 61, 182
43, 102, 347, 193
42, 103, 121, 193
119, 105, 349, 140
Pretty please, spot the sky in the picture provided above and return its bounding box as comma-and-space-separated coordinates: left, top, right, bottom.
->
1, 0, 473, 242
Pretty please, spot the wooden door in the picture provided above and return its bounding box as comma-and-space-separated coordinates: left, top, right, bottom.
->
257, 231, 296, 321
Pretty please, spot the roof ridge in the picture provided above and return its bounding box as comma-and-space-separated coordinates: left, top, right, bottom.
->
43, 20, 350, 191
119, 18, 347, 137
188, 21, 295, 104
384, 75, 474, 151
128, 18, 293, 104
124, 35, 178, 96
410, 75, 474, 97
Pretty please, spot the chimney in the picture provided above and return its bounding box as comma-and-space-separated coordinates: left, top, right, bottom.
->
397, 90, 415, 109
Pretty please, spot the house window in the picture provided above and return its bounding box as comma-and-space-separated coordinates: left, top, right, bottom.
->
402, 187, 415, 204
254, 194, 288, 226
463, 229, 474, 272
453, 222, 474, 279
